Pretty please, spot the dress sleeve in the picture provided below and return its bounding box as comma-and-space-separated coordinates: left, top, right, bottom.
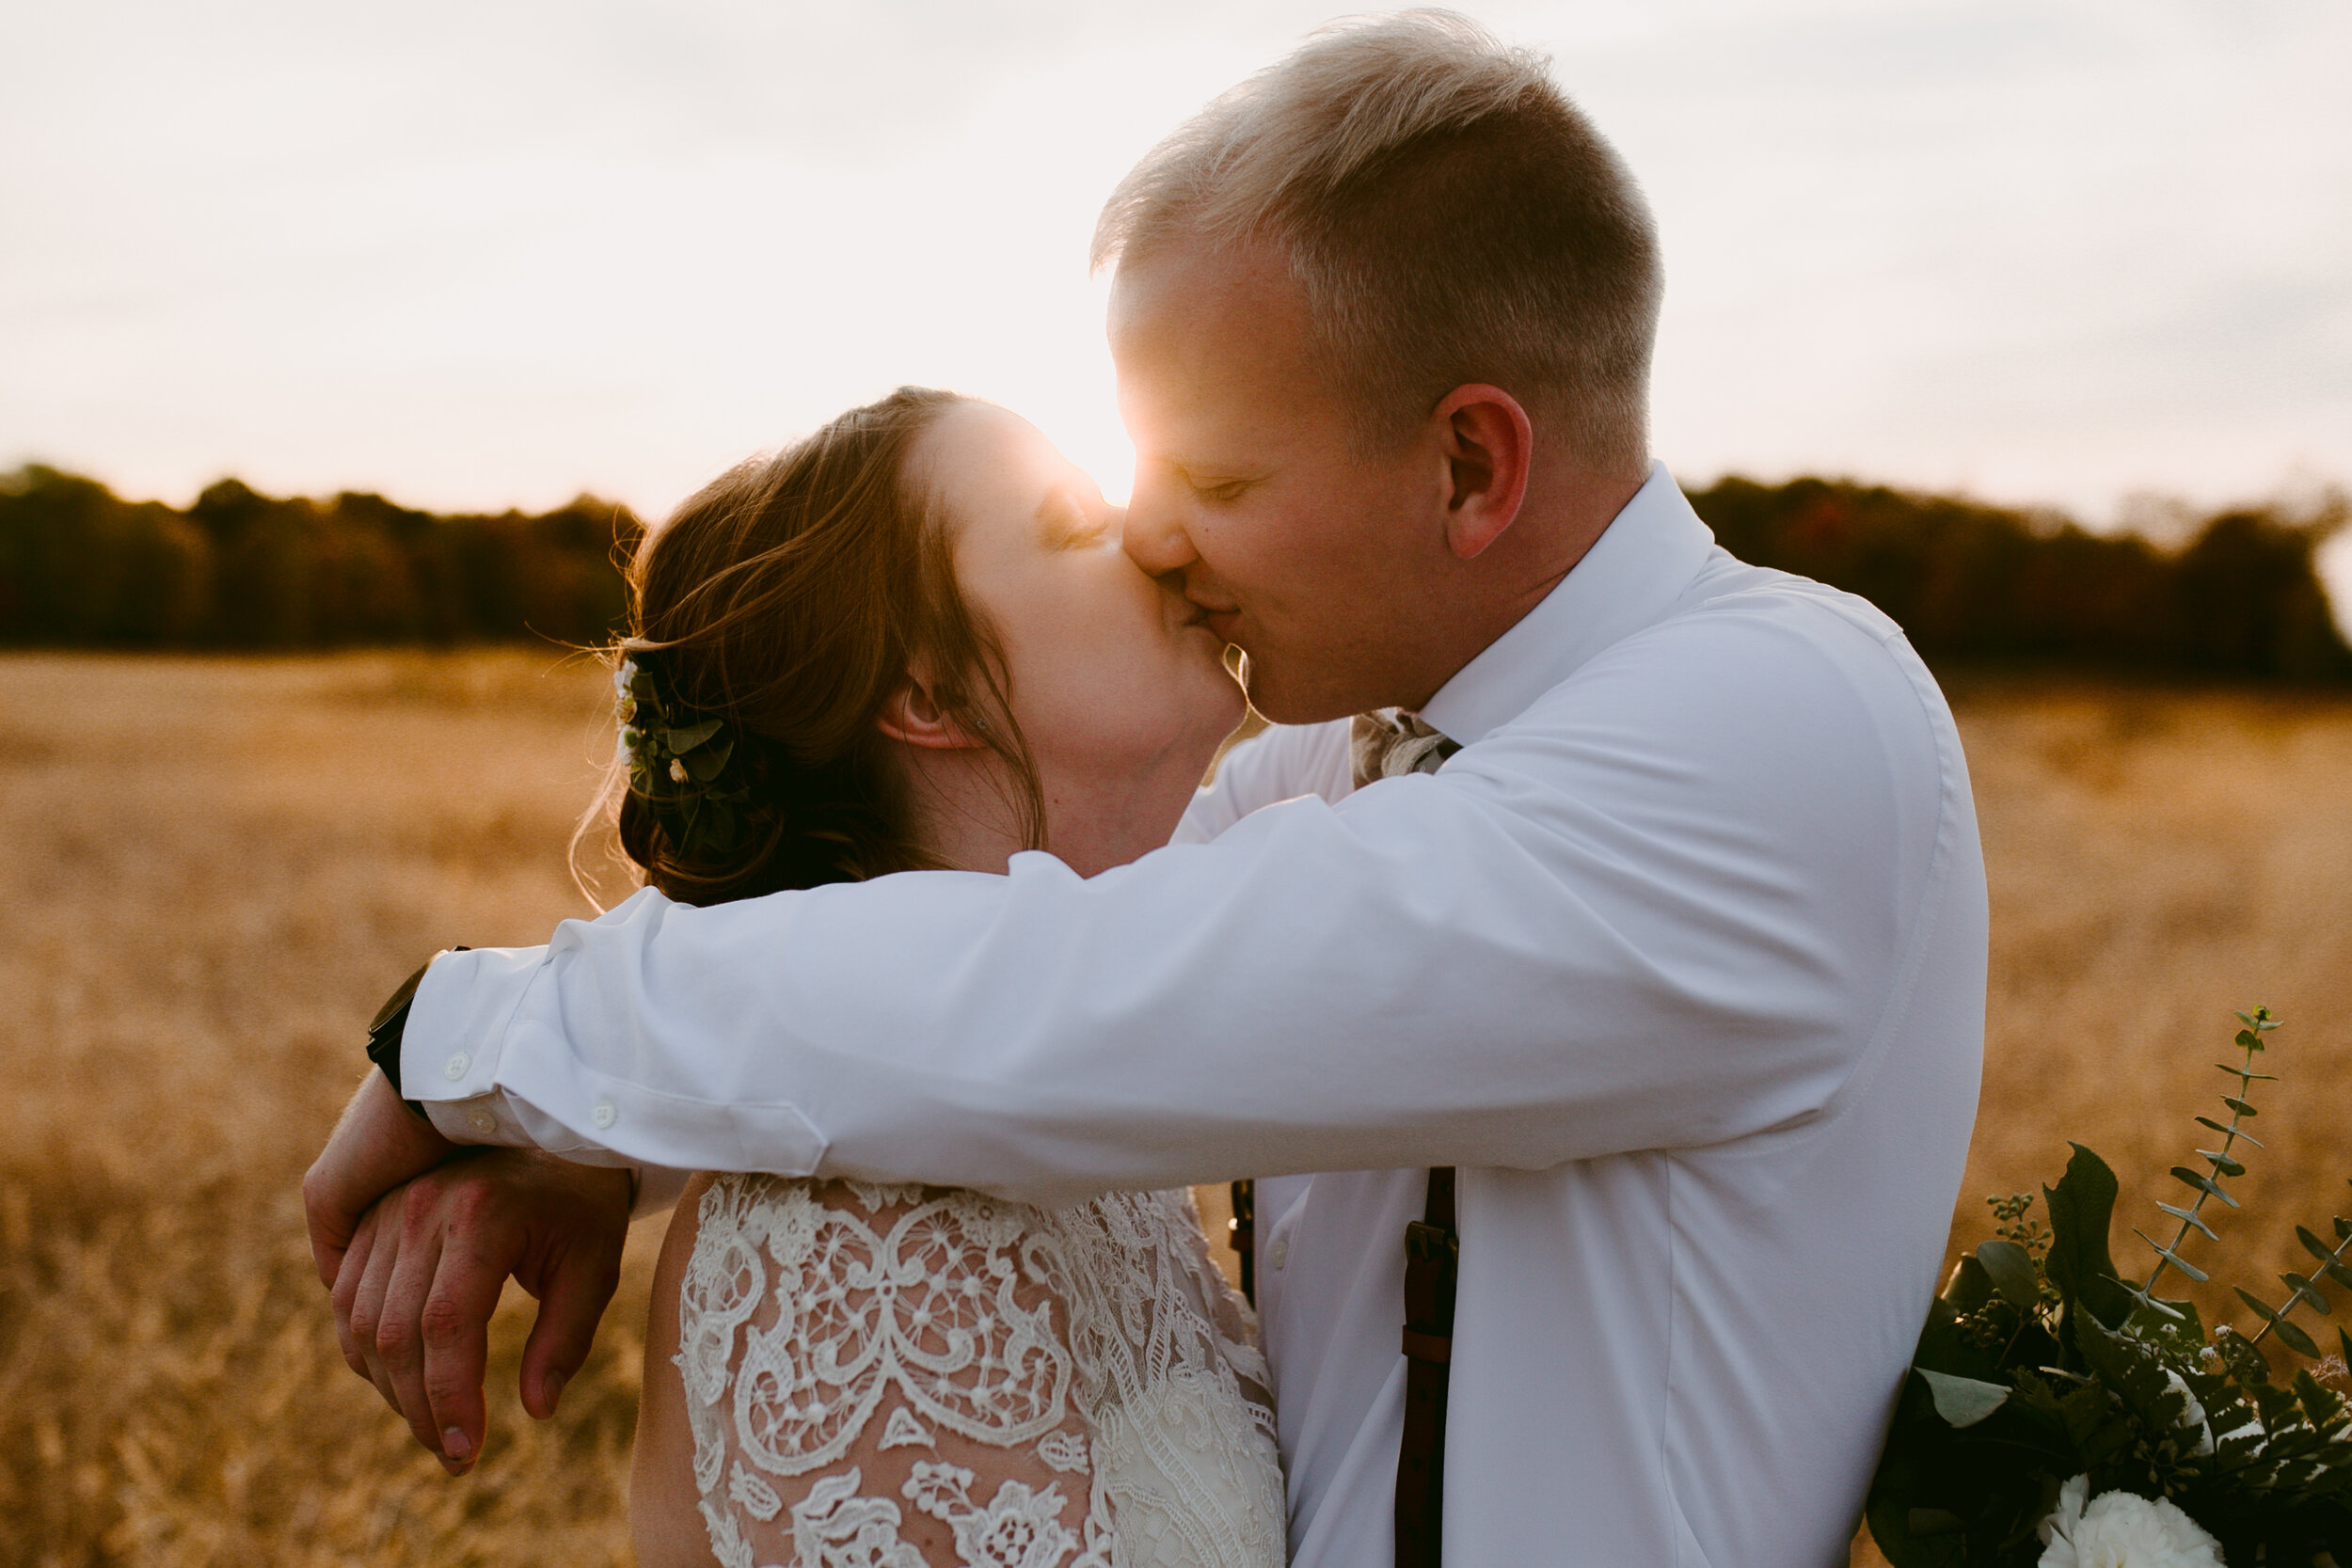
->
673, 1176, 1109, 1568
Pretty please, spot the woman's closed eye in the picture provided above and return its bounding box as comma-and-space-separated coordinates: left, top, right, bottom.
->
1038, 485, 1115, 551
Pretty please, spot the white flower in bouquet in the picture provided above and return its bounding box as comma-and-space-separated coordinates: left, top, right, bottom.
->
2036, 1474, 2223, 1568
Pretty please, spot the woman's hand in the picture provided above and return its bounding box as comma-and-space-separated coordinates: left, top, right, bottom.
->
330, 1146, 632, 1474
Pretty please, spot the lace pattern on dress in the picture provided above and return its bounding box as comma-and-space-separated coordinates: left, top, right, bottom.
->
676, 1177, 1285, 1568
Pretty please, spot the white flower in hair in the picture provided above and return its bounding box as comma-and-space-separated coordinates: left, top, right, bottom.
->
2036, 1474, 2223, 1568
670, 757, 690, 784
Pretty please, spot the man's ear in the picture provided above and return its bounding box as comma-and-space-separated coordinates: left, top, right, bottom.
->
876, 672, 987, 751
1433, 385, 1534, 562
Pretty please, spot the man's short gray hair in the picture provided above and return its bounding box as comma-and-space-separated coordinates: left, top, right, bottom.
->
1093, 10, 1661, 474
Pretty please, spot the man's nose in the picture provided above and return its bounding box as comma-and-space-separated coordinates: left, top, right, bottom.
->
1120, 481, 1198, 578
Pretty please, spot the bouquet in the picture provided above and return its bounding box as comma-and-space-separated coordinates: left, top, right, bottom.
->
1869, 1008, 2352, 1566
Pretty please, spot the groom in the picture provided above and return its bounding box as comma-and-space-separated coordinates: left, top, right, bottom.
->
307, 14, 1986, 1564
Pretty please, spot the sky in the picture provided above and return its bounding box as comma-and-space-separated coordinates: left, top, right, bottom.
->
5, 1, 2348, 559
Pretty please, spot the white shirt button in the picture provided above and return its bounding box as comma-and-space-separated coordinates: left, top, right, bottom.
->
467, 1109, 499, 1136
443, 1052, 470, 1081
592, 1099, 618, 1130
1268, 1236, 1290, 1270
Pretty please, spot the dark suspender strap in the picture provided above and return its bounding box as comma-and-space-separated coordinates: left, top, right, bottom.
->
1396, 1165, 1457, 1568
1229, 1179, 1256, 1307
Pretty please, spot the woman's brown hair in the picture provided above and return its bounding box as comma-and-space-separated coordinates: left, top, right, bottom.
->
596, 386, 1044, 906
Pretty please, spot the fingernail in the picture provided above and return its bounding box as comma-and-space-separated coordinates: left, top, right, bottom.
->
442, 1427, 470, 1461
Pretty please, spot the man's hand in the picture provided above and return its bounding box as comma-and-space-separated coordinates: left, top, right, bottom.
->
304, 1069, 459, 1289
331, 1147, 632, 1473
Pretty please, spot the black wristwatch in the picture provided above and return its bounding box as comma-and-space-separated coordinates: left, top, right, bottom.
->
365, 947, 468, 1118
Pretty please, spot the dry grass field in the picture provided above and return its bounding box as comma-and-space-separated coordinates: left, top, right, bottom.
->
3, 651, 2349, 1566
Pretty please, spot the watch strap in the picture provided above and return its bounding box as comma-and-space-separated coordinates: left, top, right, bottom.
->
365, 946, 469, 1115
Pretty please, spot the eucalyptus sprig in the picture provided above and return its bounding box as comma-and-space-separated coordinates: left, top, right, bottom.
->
2237, 1188, 2352, 1362
1869, 1008, 2352, 1566
2127, 1006, 2278, 1317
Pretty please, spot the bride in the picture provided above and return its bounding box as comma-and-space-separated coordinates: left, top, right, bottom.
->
605, 387, 1285, 1568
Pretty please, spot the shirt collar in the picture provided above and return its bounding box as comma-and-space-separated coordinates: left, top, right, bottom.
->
1418, 461, 1718, 748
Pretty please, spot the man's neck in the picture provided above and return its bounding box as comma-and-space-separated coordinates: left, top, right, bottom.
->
1394, 458, 1646, 713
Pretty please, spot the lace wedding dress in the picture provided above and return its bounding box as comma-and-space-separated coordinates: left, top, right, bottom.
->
673, 1176, 1288, 1568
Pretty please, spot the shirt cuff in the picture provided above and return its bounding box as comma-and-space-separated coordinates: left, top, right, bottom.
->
420, 1090, 685, 1218
395, 917, 829, 1180
421, 1091, 535, 1148
404, 943, 545, 1110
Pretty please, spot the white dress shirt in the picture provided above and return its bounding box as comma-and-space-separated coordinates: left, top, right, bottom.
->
407, 463, 1986, 1566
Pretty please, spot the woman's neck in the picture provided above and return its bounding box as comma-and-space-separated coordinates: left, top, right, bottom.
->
896, 748, 1033, 876
895, 742, 1202, 879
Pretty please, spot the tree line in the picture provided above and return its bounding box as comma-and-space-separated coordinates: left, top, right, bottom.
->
1688, 477, 2351, 683
2, 463, 2346, 681
0, 467, 640, 649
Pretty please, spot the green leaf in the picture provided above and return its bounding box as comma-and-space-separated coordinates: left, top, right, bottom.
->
681, 736, 734, 783
2214, 1325, 2272, 1386
2074, 1310, 2175, 1417
2273, 1316, 2322, 1358
1916, 1368, 2010, 1428
2293, 1370, 2345, 1430
2126, 1293, 2205, 1354
1976, 1240, 2041, 1312
2043, 1144, 2124, 1322
2172, 1166, 2239, 1208
2235, 1028, 2262, 1050
2340, 1325, 2352, 1367
2157, 1202, 2218, 1242
2215, 1065, 2278, 1081
1941, 1253, 1993, 1313
2134, 1229, 2210, 1283
666, 719, 723, 753
2282, 1271, 2331, 1314
2055, 1378, 2121, 1449
2198, 1148, 2247, 1178
2195, 1115, 2264, 1147
1910, 1297, 1981, 1381
2219, 1096, 2260, 1117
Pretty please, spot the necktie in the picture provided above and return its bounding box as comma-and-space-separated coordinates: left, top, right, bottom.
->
1228, 713, 1463, 1563
1349, 708, 1461, 790
1353, 707, 1460, 1567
